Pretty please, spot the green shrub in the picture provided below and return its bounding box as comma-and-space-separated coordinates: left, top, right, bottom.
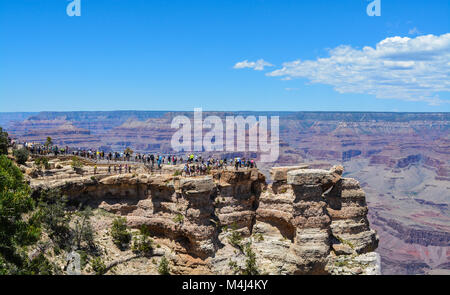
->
334, 260, 350, 267
25, 253, 55, 275
173, 213, 184, 224
35, 157, 50, 170
91, 256, 107, 275
71, 156, 83, 170
110, 217, 131, 250
279, 187, 287, 193
0, 127, 8, 155
124, 147, 134, 155
228, 259, 240, 275
44, 137, 53, 148
229, 231, 242, 249
253, 233, 264, 242
73, 207, 95, 250
37, 189, 72, 250
242, 243, 259, 275
0, 155, 42, 274
13, 148, 29, 165
77, 250, 88, 270
227, 243, 259, 275
132, 226, 153, 256
336, 235, 355, 249
158, 256, 170, 275
227, 223, 243, 250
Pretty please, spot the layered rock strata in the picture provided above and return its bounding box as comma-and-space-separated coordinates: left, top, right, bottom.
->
29, 161, 379, 274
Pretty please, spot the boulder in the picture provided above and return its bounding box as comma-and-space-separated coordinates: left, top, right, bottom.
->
270, 165, 309, 182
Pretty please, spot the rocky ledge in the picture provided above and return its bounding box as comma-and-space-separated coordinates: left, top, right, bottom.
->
29, 162, 380, 275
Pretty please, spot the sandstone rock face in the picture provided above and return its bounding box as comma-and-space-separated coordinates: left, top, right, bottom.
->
30, 164, 379, 275
252, 165, 378, 274
325, 178, 379, 254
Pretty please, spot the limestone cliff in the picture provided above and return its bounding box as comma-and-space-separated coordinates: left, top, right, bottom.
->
29, 161, 380, 275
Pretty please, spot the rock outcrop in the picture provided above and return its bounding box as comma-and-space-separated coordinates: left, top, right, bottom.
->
251, 165, 378, 274
29, 162, 380, 275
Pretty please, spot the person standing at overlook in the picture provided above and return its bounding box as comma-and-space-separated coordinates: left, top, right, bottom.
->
150, 154, 155, 167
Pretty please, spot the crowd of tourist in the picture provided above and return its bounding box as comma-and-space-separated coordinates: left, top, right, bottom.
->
182, 155, 257, 176
17, 141, 257, 176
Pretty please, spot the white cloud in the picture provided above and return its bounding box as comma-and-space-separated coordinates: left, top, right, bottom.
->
408, 27, 421, 36
265, 33, 450, 105
234, 59, 273, 71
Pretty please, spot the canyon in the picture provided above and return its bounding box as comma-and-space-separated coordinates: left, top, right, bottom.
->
1, 111, 449, 274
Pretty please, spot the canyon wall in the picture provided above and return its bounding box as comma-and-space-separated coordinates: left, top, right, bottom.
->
29, 162, 380, 275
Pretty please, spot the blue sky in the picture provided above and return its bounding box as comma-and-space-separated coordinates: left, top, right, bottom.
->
0, 0, 449, 112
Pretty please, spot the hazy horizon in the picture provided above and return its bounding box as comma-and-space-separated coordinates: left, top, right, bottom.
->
1, 109, 449, 114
